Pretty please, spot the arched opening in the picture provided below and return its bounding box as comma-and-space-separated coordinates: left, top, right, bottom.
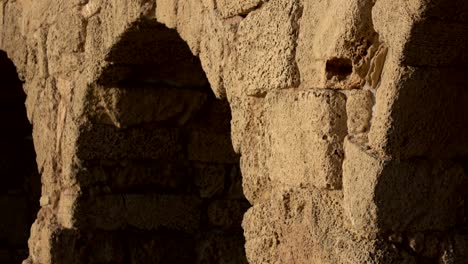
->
0, 51, 40, 263
73, 20, 250, 263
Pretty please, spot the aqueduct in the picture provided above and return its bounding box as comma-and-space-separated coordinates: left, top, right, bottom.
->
0, 0, 467, 263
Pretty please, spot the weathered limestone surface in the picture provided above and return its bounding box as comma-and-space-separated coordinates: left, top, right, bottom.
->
0, 0, 466, 263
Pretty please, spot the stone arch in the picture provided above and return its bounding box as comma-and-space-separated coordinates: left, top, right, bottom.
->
0, 50, 40, 263
69, 19, 250, 263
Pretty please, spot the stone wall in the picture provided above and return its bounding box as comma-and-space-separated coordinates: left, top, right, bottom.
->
0, 0, 467, 263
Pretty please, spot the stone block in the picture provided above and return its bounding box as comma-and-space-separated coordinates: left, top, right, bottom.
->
403, 19, 468, 67
344, 89, 373, 135
243, 187, 408, 264
156, 0, 178, 28
266, 89, 347, 189
229, 96, 271, 203
232, 0, 301, 96
199, 9, 240, 98
46, 13, 85, 75
95, 86, 208, 128
343, 138, 466, 235
373, 0, 468, 67
296, 0, 377, 90
84, 194, 202, 232
368, 57, 468, 159
176, 0, 204, 53
106, 161, 190, 192
76, 125, 183, 160
86, 160, 190, 192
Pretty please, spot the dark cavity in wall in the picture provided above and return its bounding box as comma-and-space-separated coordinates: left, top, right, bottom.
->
70, 19, 250, 263
0, 50, 41, 264
325, 57, 353, 81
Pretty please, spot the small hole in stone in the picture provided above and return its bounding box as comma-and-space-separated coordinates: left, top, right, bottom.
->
325, 57, 353, 81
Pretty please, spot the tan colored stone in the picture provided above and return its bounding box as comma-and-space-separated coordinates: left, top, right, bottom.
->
243, 187, 413, 264
94, 86, 208, 128
343, 138, 466, 235
297, 0, 378, 90
176, 0, 204, 54
344, 89, 373, 135
266, 89, 347, 189
156, 0, 178, 28
216, 0, 264, 18
232, 0, 301, 96
368, 53, 468, 159
374, 0, 468, 67
2, 0, 467, 263
229, 96, 271, 203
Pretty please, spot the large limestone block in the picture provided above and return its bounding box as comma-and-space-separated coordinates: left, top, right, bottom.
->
374, 0, 468, 67
46, 13, 85, 76
344, 89, 373, 135
76, 125, 182, 160
77, 160, 190, 191
98, 0, 156, 52
156, 0, 177, 28
176, 0, 204, 54
343, 138, 466, 236
243, 187, 412, 264
82, 194, 202, 232
199, 11, 240, 98
266, 89, 347, 189
402, 19, 468, 67
229, 96, 271, 203
231, 0, 301, 96
368, 53, 468, 159
297, 0, 380, 90
94, 86, 208, 128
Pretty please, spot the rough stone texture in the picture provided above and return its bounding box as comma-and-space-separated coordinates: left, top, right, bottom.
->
229, 0, 301, 96
266, 89, 347, 189
343, 138, 466, 235
0, 0, 467, 263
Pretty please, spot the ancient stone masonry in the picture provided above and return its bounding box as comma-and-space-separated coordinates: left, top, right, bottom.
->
0, 0, 467, 263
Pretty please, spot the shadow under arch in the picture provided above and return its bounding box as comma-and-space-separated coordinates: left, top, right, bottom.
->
73, 19, 250, 263
0, 50, 41, 263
